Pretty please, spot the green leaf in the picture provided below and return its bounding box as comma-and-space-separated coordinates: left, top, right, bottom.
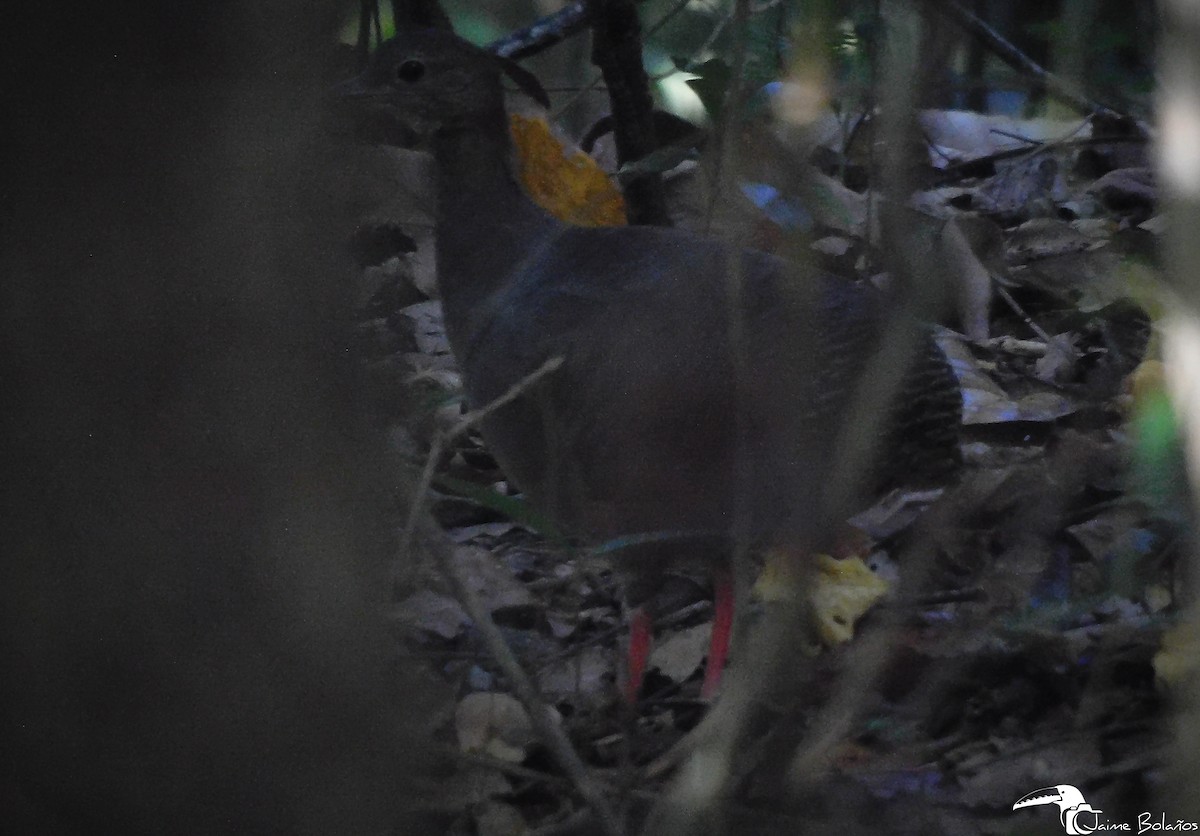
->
432, 473, 565, 539
680, 57, 733, 119
616, 143, 699, 182
1131, 389, 1186, 513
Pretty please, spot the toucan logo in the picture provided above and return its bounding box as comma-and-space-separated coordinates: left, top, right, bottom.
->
1013, 785, 1104, 834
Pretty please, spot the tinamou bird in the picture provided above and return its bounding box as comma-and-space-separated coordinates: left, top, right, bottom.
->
338, 28, 962, 702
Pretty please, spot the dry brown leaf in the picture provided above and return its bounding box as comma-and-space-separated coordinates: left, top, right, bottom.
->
936, 333, 1078, 424
1006, 217, 1094, 263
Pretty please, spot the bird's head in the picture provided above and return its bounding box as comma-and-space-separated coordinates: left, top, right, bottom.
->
333, 29, 547, 148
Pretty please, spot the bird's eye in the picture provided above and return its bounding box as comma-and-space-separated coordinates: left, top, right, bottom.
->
395, 59, 425, 83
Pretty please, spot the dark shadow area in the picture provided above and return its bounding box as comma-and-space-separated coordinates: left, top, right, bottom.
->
0, 4, 448, 833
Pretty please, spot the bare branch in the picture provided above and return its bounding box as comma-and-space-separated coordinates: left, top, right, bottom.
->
925, 0, 1128, 122
490, 1, 591, 60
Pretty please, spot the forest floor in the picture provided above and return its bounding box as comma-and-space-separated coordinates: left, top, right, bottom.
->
356, 109, 1182, 835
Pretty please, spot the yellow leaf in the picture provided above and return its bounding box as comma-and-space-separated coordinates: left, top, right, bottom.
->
1154, 617, 1200, 692
755, 550, 890, 646
810, 554, 890, 645
510, 114, 626, 227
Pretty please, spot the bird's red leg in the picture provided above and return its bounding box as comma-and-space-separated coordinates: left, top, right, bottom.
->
701, 568, 734, 698
625, 606, 653, 704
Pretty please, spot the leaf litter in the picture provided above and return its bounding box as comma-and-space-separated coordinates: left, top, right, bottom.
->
351, 99, 1176, 833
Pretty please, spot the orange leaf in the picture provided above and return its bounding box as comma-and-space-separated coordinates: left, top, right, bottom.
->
510, 114, 626, 227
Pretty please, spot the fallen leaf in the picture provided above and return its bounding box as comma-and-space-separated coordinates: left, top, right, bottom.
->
649, 623, 710, 683
536, 645, 611, 705
451, 544, 538, 614
918, 110, 1091, 165
811, 235, 854, 257
849, 488, 946, 540
805, 169, 868, 235
1154, 618, 1200, 691
456, 692, 552, 762
1144, 584, 1172, 614
446, 521, 522, 543
1088, 167, 1156, 215
1010, 391, 1078, 422
1005, 217, 1093, 263
810, 555, 891, 645
755, 554, 891, 646
1031, 333, 1078, 383
977, 155, 1068, 222
392, 589, 470, 640
938, 217, 993, 340
1139, 214, 1166, 235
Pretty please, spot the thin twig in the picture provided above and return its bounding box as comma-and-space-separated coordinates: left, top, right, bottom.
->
934, 129, 1144, 186
398, 355, 563, 563
490, 1, 591, 60
995, 283, 1053, 344
988, 127, 1044, 146
1157, 0, 1200, 813
423, 520, 625, 836
398, 355, 619, 833
982, 335, 1049, 356
700, 0, 752, 233
780, 0, 959, 794
589, 0, 672, 225
489, 0, 689, 62
551, 0, 696, 121
925, 0, 1127, 122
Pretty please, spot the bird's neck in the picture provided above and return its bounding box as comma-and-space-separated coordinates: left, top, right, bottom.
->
432, 117, 560, 351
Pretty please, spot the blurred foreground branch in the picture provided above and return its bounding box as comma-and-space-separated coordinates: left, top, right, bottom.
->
0, 3, 447, 832
1156, 0, 1200, 822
